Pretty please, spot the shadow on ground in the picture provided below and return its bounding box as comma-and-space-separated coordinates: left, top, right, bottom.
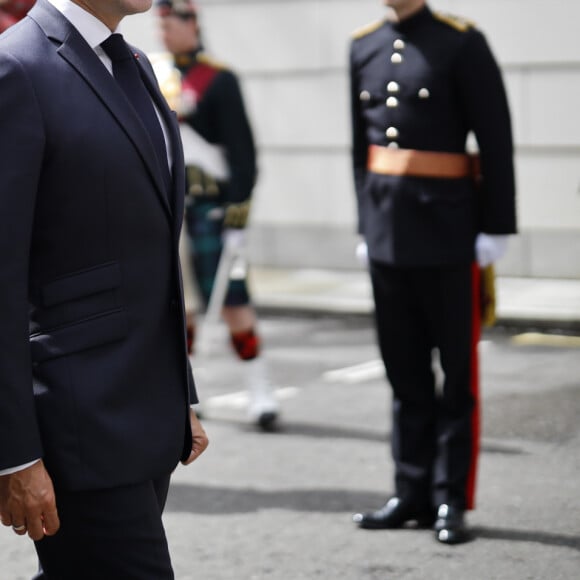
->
472, 526, 580, 551
205, 418, 528, 456
166, 484, 386, 516
166, 485, 579, 552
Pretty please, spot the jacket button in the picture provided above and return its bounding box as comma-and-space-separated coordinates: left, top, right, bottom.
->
387, 81, 400, 93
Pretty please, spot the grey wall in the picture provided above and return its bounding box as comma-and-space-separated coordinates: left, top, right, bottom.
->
123, 0, 580, 278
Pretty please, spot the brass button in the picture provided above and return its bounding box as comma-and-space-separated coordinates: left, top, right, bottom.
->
391, 53, 403, 64
386, 96, 399, 108
360, 90, 371, 101
418, 88, 430, 99
393, 39, 406, 50
387, 81, 400, 93
386, 127, 399, 139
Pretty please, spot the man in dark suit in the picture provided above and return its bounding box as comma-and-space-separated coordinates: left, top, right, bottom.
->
0, 0, 208, 577
349, 0, 516, 544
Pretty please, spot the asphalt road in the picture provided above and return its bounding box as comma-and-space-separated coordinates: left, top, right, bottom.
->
2, 314, 579, 579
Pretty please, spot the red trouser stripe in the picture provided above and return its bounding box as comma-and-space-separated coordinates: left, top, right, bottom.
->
466, 263, 482, 510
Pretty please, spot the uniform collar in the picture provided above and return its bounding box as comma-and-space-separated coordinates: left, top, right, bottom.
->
392, 4, 432, 32
173, 47, 203, 72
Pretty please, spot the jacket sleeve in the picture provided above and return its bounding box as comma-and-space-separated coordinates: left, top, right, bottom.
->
186, 358, 198, 405
349, 40, 369, 236
0, 53, 45, 470
455, 29, 517, 234
210, 70, 257, 207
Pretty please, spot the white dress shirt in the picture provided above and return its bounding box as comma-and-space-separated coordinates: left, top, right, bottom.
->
46, 0, 172, 162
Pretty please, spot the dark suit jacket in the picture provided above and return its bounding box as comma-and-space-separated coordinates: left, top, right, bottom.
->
0, 0, 196, 490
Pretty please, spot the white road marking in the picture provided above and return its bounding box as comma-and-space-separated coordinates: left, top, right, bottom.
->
322, 359, 385, 384
205, 386, 300, 409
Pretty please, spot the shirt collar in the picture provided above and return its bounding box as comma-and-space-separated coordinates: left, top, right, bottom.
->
47, 0, 114, 49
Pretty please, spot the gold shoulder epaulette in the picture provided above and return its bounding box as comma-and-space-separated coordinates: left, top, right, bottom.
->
351, 19, 384, 40
433, 11, 475, 32
196, 53, 228, 71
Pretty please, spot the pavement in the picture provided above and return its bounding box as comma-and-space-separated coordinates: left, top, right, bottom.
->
249, 267, 580, 330
1, 269, 579, 580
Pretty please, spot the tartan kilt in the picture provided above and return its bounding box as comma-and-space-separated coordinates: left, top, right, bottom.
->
184, 199, 250, 307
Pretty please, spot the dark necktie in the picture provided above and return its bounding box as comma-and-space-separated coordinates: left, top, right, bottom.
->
101, 34, 171, 193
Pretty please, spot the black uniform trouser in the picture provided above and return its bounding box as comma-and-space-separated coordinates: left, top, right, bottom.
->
33, 474, 174, 580
369, 260, 480, 510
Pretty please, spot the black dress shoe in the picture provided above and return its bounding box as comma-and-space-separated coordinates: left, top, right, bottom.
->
434, 504, 470, 544
353, 497, 435, 530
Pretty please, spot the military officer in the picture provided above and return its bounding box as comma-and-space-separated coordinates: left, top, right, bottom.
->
155, 0, 280, 430
350, 0, 517, 544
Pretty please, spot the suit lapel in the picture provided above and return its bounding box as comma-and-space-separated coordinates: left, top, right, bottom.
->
138, 60, 186, 238
29, 0, 173, 222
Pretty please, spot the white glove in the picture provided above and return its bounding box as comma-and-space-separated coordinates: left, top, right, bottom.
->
222, 228, 246, 252
475, 233, 510, 267
222, 229, 248, 280
356, 239, 369, 267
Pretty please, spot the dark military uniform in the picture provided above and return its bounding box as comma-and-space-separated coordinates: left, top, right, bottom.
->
350, 5, 516, 511
0, 0, 35, 33
176, 50, 257, 305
